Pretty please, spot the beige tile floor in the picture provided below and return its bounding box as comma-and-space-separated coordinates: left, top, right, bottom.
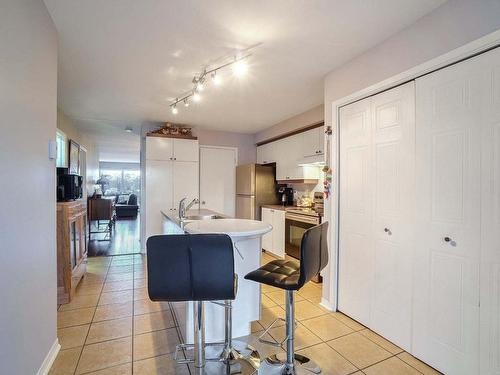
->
50, 252, 441, 375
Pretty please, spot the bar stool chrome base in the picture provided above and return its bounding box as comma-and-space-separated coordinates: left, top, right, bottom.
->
263, 353, 321, 374
217, 340, 260, 369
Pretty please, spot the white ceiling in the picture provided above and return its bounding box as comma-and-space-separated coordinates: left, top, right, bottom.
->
45, 0, 445, 135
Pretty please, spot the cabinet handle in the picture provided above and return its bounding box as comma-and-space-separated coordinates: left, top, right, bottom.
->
201, 201, 206, 205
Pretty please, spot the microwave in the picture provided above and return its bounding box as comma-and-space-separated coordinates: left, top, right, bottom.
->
57, 173, 83, 201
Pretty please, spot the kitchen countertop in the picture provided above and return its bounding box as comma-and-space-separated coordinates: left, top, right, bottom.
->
261, 204, 294, 211
161, 208, 227, 227
184, 218, 272, 239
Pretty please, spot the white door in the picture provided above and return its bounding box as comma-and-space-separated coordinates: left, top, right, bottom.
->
338, 82, 415, 350
145, 160, 173, 239
338, 96, 373, 326
261, 208, 273, 252
370, 82, 415, 350
479, 46, 500, 375
172, 161, 199, 212
272, 209, 285, 258
173, 139, 199, 162
413, 55, 482, 375
146, 137, 173, 161
199, 146, 237, 216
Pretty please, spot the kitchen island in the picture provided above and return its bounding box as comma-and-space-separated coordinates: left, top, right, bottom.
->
160, 211, 272, 344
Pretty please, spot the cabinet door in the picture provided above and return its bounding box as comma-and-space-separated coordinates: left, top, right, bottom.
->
69, 220, 77, 270
261, 208, 273, 251
257, 143, 275, 165
316, 127, 324, 155
173, 161, 199, 210
413, 56, 481, 375
274, 139, 288, 180
302, 128, 319, 157
146, 160, 173, 239
146, 137, 173, 161
173, 139, 199, 162
285, 134, 303, 180
272, 209, 285, 258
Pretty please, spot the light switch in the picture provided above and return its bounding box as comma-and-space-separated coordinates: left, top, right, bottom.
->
48, 139, 57, 160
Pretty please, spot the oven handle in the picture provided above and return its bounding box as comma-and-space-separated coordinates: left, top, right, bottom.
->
285, 213, 320, 225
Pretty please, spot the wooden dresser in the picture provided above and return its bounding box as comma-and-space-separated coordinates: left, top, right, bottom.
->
57, 200, 88, 304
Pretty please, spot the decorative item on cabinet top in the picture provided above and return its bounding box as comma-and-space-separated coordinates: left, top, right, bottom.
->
146, 122, 197, 139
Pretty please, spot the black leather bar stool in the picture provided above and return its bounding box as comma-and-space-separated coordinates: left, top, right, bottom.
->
147, 233, 258, 374
245, 222, 329, 375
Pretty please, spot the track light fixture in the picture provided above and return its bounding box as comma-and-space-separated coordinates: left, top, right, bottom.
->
169, 53, 250, 114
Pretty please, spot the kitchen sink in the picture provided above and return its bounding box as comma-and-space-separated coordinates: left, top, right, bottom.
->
184, 214, 225, 220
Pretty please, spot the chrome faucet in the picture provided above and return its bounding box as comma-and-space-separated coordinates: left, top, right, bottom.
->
178, 197, 199, 221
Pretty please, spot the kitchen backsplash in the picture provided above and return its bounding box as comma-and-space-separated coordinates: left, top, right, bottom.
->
287, 171, 324, 204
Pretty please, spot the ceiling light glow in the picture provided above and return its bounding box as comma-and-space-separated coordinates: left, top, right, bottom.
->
171, 105, 178, 114
232, 59, 248, 77
211, 71, 222, 85
193, 92, 201, 102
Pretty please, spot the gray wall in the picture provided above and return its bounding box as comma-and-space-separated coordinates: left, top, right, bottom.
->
324, 0, 500, 129
0, 0, 58, 374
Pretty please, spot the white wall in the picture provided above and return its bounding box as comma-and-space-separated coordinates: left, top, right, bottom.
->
0, 0, 58, 374
324, 0, 500, 129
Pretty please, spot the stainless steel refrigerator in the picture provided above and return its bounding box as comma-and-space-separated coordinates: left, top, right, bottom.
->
236, 164, 278, 220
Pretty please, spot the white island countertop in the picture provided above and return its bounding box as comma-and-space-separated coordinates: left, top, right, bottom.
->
184, 218, 272, 239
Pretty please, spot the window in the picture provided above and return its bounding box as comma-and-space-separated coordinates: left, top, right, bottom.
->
98, 162, 140, 202
56, 130, 67, 167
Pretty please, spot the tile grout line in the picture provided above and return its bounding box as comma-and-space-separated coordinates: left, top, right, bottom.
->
71, 259, 111, 375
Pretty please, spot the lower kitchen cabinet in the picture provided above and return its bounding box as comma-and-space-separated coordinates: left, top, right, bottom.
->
261, 207, 285, 257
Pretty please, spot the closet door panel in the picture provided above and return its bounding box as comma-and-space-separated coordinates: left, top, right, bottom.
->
414, 56, 482, 375
370, 82, 415, 350
480, 47, 500, 375
338, 97, 373, 326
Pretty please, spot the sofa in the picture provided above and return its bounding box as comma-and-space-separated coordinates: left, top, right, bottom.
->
115, 193, 139, 218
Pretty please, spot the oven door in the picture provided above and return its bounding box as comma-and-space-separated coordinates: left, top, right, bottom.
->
284, 213, 320, 259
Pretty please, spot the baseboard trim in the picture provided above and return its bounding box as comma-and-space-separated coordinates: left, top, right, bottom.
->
37, 338, 60, 375
320, 297, 335, 312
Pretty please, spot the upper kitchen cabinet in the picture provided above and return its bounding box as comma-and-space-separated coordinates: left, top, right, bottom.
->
256, 142, 277, 165
302, 126, 324, 157
146, 136, 199, 162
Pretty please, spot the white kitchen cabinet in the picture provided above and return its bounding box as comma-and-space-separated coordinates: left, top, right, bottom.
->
145, 160, 173, 239
256, 143, 277, 165
261, 207, 285, 257
146, 136, 174, 161
173, 138, 199, 162
265, 134, 320, 182
261, 207, 273, 252
302, 127, 324, 157
173, 161, 200, 208
145, 136, 199, 240
146, 136, 199, 162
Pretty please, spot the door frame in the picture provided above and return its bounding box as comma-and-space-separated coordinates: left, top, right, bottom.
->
323, 29, 500, 312
199, 145, 238, 215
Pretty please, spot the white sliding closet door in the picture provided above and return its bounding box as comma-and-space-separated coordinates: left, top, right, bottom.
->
479, 47, 500, 375
370, 83, 415, 350
413, 55, 482, 375
339, 96, 373, 326
338, 82, 415, 350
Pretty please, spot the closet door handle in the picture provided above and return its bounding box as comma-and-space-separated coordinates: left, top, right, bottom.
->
384, 227, 392, 235
444, 236, 452, 242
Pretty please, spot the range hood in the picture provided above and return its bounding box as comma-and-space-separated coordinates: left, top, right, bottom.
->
297, 153, 325, 167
